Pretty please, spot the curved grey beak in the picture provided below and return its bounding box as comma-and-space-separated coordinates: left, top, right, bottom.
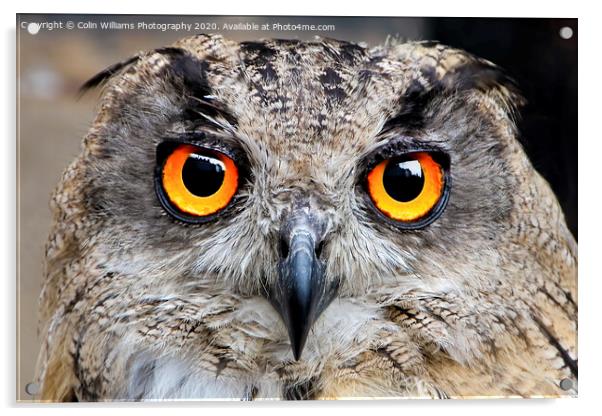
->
268, 209, 338, 360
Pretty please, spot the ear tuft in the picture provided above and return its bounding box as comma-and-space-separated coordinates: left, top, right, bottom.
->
440, 58, 527, 119
388, 42, 527, 121
78, 55, 140, 97
78, 47, 187, 97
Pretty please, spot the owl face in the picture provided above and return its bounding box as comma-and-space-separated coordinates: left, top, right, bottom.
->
81, 35, 522, 359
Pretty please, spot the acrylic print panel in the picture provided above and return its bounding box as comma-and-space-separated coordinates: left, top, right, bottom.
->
16, 14, 578, 401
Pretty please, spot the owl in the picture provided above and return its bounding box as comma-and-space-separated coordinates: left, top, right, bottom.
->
35, 34, 577, 401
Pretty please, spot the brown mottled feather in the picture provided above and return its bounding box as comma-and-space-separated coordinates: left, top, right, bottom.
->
36, 34, 576, 400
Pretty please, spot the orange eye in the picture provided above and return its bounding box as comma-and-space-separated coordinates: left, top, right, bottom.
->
366, 152, 446, 223
160, 144, 238, 217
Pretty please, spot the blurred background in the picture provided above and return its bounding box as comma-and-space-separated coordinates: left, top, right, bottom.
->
17, 14, 577, 400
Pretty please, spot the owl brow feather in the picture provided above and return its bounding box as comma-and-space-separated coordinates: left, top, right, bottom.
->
380, 85, 443, 134
165, 49, 238, 128
188, 96, 236, 133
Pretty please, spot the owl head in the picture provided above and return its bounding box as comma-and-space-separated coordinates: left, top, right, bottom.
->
62, 34, 538, 362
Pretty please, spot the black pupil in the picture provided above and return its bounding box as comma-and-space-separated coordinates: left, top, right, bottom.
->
382, 157, 424, 202
181, 153, 225, 197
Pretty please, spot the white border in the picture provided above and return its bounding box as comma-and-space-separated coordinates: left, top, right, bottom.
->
3, 1, 600, 415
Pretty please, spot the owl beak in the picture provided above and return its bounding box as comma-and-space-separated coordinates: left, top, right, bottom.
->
269, 211, 338, 361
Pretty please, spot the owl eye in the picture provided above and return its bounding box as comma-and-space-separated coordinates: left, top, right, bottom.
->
158, 144, 238, 218
366, 152, 446, 224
